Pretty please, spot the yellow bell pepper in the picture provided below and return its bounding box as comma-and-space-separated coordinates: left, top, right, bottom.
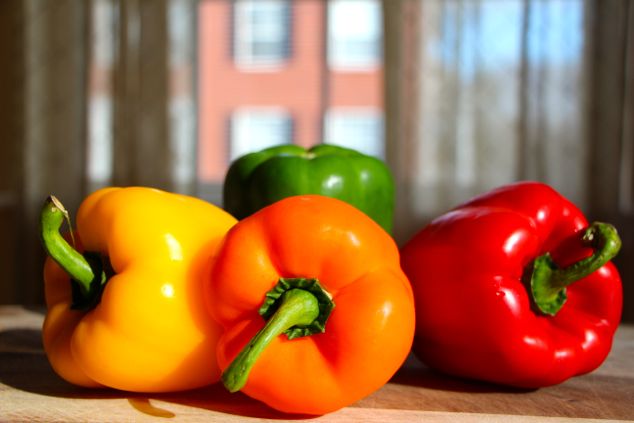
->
40, 187, 237, 392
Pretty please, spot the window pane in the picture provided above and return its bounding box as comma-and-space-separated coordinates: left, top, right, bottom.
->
230, 108, 292, 161
233, 0, 290, 67
328, 0, 381, 70
325, 108, 384, 158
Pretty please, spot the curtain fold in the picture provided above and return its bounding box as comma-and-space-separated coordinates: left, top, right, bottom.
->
112, 0, 172, 190
0, 0, 89, 304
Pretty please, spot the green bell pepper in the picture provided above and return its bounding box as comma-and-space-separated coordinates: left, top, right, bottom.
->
223, 144, 395, 233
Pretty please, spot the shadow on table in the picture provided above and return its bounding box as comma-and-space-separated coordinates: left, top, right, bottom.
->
0, 329, 81, 396
155, 385, 318, 420
389, 354, 533, 394
0, 328, 314, 420
0, 325, 530, 419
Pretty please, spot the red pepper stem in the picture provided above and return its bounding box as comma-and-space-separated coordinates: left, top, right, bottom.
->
222, 288, 320, 393
530, 221, 621, 316
40, 196, 94, 296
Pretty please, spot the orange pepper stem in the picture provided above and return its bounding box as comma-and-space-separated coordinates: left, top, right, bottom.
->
40, 195, 110, 310
222, 279, 335, 393
529, 222, 621, 316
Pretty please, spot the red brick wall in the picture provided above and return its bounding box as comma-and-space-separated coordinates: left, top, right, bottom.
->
197, 0, 381, 182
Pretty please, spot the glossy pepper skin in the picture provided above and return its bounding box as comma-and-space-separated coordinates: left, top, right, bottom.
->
41, 187, 237, 392
206, 195, 415, 415
401, 181, 622, 388
223, 144, 395, 233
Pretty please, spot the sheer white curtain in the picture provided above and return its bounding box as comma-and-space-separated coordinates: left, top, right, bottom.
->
387, 0, 586, 233
0, 0, 198, 305
89, 0, 198, 194
0, 0, 89, 305
384, 0, 634, 321
1, 0, 633, 321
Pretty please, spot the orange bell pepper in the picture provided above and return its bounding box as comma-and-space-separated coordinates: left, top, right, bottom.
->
206, 195, 415, 415
40, 187, 236, 392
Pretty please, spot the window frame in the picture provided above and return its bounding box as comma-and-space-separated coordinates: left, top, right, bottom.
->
232, 0, 292, 71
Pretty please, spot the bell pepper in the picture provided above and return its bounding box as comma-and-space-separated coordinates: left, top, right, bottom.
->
40, 187, 237, 392
206, 195, 415, 414
223, 144, 395, 233
401, 181, 622, 388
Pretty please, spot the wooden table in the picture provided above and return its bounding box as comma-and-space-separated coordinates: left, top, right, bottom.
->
1, 306, 633, 422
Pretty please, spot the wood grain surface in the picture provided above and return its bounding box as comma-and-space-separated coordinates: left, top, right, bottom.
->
1, 306, 633, 422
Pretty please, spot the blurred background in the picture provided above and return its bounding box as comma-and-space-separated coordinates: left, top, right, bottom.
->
0, 0, 632, 322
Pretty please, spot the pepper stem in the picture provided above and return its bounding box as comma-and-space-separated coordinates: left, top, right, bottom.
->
222, 278, 334, 392
530, 221, 621, 316
40, 196, 109, 310
222, 288, 320, 392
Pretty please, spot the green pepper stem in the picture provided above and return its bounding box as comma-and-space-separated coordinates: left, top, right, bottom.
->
530, 221, 621, 316
222, 288, 320, 393
40, 196, 95, 296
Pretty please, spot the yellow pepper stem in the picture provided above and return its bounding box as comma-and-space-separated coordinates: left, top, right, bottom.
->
40, 195, 109, 310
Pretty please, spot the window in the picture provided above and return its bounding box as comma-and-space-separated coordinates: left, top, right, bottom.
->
197, 0, 384, 191
233, 0, 291, 69
230, 108, 293, 161
324, 108, 384, 158
328, 0, 381, 70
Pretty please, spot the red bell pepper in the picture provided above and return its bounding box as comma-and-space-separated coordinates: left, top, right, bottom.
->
401, 181, 622, 388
